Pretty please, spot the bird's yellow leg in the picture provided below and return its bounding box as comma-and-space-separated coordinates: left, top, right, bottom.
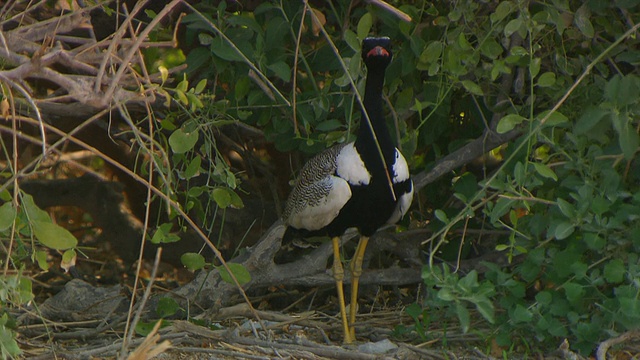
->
349, 236, 369, 339
331, 236, 353, 344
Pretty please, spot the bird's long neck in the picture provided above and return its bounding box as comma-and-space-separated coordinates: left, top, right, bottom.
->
355, 67, 395, 169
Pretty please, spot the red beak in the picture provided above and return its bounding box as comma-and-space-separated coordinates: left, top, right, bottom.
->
367, 46, 390, 58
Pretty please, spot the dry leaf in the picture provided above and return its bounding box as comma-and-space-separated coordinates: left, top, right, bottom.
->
310, 8, 326, 37
0, 99, 10, 118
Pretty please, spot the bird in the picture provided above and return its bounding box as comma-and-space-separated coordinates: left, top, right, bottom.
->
281, 37, 413, 344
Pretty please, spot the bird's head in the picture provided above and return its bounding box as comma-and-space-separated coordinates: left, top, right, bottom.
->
361, 37, 392, 69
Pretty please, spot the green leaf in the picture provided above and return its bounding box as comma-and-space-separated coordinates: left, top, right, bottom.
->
496, 114, 526, 133
574, 107, 608, 135
495, 244, 509, 251
212, 187, 232, 208
556, 198, 576, 218
422, 41, 443, 64
267, 61, 291, 82
151, 223, 180, 244
169, 128, 199, 154
535, 291, 552, 306
61, 249, 76, 272
14, 276, 34, 304
618, 123, 639, 160
540, 110, 569, 128
458, 270, 479, 292
490, 197, 515, 224
227, 189, 244, 209
176, 79, 189, 93
619, 297, 640, 318
513, 304, 533, 323
457, 32, 473, 51
529, 57, 541, 78
490, 1, 513, 24
316, 119, 343, 132
571, 261, 588, 279
194, 79, 207, 94
405, 303, 422, 319
533, 162, 558, 181
475, 299, 495, 324
437, 288, 455, 301
615, 75, 640, 107
554, 221, 575, 240
135, 320, 165, 337
32, 221, 77, 250
0, 314, 21, 358
183, 156, 201, 179
456, 303, 470, 333
461, 80, 483, 96
504, 18, 523, 37
21, 193, 51, 223
604, 259, 625, 284
481, 39, 504, 59
181, 252, 206, 271
434, 209, 449, 224
563, 282, 585, 303
35, 250, 49, 270
218, 263, 251, 285
584, 233, 605, 250
343, 30, 359, 51
210, 38, 243, 61
537, 72, 556, 87
156, 297, 181, 318
158, 65, 168, 84
0, 202, 16, 231
356, 12, 372, 41
574, 4, 594, 38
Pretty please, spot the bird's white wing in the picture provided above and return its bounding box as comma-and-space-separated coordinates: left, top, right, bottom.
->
285, 175, 351, 231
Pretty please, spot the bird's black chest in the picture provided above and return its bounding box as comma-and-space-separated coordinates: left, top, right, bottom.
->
326, 163, 397, 237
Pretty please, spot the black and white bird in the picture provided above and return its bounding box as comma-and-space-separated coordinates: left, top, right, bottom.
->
282, 37, 413, 344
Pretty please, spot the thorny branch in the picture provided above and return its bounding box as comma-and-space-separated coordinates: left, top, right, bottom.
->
0, 1, 181, 112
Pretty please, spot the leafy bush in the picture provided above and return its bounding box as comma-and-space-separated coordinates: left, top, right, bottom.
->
415, 0, 640, 355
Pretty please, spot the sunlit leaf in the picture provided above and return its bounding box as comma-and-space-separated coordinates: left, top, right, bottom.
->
537, 72, 556, 87
169, 128, 199, 154
181, 252, 206, 271
21, 194, 50, 223
61, 249, 76, 273
218, 263, 251, 285
32, 221, 77, 250
35, 250, 49, 271
357, 12, 372, 41
496, 114, 526, 133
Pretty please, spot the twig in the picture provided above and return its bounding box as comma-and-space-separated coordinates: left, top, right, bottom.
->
119, 248, 163, 359
596, 330, 640, 360
367, 0, 412, 22
102, 0, 182, 105
94, 0, 150, 93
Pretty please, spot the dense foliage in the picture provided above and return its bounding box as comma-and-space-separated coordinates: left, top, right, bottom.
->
179, 0, 640, 354
1, 0, 640, 357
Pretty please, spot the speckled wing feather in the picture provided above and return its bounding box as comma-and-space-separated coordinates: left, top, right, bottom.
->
283, 143, 351, 231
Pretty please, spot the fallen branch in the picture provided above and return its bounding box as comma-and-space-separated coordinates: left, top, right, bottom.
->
596, 330, 640, 360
